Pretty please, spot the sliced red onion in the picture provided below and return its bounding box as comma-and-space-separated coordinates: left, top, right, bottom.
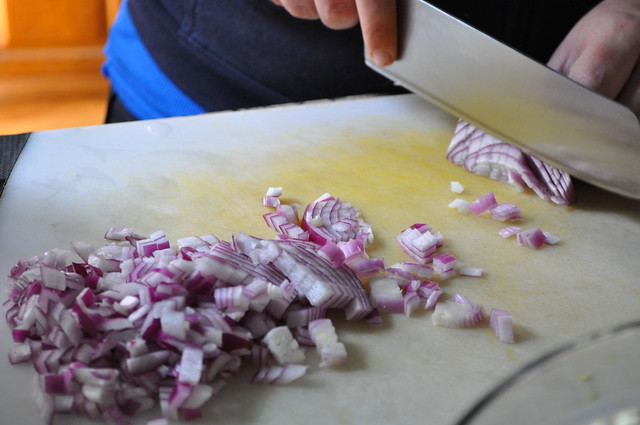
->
432, 294, 485, 328
346, 257, 385, 282
450, 181, 465, 193
543, 231, 561, 245
262, 326, 306, 365
403, 291, 421, 316
396, 225, 438, 264
458, 267, 484, 277
447, 119, 575, 204
308, 318, 347, 368
337, 232, 369, 264
263, 187, 283, 207
368, 277, 404, 314
517, 228, 547, 249
317, 241, 346, 268
286, 306, 327, 328
489, 203, 523, 222
424, 289, 443, 311
390, 262, 434, 279
498, 226, 522, 238
490, 309, 515, 344
301, 193, 372, 246
178, 346, 204, 385
468, 192, 498, 215
448, 198, 470, 214
433, 253, 457, 280
251, 365, 308, 385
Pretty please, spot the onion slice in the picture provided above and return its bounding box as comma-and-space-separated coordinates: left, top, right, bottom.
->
490, 309, 515, 344
447, 119, 575, 204
432, 294, 485, 328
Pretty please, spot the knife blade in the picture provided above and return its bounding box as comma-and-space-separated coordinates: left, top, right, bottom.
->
366, 0, 640, 200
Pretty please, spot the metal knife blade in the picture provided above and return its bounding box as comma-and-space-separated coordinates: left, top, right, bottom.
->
366, 0, 640, 200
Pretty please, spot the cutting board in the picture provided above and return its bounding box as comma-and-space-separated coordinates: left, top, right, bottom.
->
1, 94, 639, 425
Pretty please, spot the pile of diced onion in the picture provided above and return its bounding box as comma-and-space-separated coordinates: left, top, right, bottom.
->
4, 189, 519, 425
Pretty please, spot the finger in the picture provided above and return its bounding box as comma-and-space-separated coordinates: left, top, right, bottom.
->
565, 42, 638, 99
547, 40, 577, 75
315, 0, 359, 30
355, 0, 397, 66
616, 61, 640, 117
279, 0, 320, 20
271, 0, 283, 5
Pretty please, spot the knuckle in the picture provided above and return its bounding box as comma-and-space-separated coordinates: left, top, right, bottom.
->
318, 0, 359, 29
282, 0, 319, 19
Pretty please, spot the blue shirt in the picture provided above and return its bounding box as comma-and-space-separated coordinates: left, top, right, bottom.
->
102, 0, 205, 120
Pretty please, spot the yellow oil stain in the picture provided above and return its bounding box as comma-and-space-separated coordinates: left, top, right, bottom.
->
114, 125, 572, 309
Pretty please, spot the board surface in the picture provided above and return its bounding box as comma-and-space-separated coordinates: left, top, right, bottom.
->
1, 94, 639, 425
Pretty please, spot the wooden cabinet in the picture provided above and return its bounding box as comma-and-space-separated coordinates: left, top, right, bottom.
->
0, 0, 122, 133
0, 0, 119, 48
0, 0, 121, 91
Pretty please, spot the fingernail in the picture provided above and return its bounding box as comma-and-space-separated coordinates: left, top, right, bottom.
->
372, 50, 394, 67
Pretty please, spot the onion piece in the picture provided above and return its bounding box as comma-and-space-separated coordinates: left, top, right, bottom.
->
450, 181, 465, 193
458, 267, 484, 277
543, 231, 561, 245
308, 318, 348, 368
433, 253, 457, 280
396, 225, 438, 264
468, 192, 498, 215
251, 365, 308, 385
368, 277, 404, 314
263, 187, 283, 207
432, 294, 485, 328
517, 228, 547, 249
498, 226, 522, 238
448, 198, 470, 214
489, 203, 523, 222
262, 326, 306, 365
490, 309, 515, 344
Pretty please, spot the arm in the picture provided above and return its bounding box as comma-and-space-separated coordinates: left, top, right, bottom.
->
547, 0, 640, 115
270, 0, 397, 66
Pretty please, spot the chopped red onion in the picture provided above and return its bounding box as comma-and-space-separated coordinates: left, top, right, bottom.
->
468, 192, 498, 215
448, 198, 470, 214
4, 188, 537, 425
308, 318, 347, 368
489, 203, 523, 222
433, 253, 457, 280
396, 225, 438, 264
450, 181, 465, 193
490, 309, 515, 344
458, 267, 484, 277
517, 228, 547, 249
368, 277, 404, 314
543, 231, 561, 245
263, 187, 283, 207
498, 226, 522, 238
251, 365, 308, 385
262, 326, 306, 365
432, 294, 485, 328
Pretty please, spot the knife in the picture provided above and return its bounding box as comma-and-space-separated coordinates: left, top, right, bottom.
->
366, 0, 640, 200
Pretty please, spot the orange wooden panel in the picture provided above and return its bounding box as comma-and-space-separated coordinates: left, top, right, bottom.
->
105, 0, 122, 29
1, 0, 108, 48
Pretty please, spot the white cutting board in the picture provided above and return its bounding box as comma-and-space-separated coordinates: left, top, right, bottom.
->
1, 94, 639, 425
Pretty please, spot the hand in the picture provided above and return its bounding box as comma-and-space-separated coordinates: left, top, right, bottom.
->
547, 0, 640, 116
270, 0, 397, 66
